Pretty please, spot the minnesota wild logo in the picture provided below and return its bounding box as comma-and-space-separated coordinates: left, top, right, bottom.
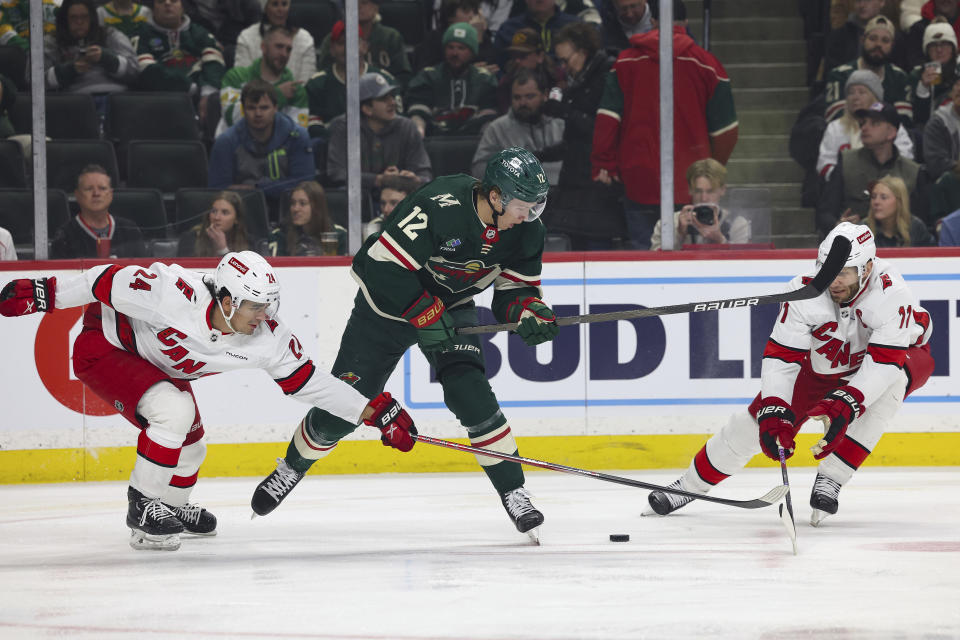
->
426, 257, 498, 293
338, 372, 361, 385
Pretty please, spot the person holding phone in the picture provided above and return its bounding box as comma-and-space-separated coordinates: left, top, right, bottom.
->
648, 158, 750, 250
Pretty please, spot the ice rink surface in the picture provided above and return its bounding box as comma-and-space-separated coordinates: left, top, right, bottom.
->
1, 467, 958, 640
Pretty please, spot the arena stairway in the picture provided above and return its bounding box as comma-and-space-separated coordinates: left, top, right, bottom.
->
688, 0, 818, 247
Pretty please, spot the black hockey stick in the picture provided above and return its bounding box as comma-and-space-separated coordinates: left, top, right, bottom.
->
415, 434, 789, 510
456, 236, 852, 335
778, 446, 798, 555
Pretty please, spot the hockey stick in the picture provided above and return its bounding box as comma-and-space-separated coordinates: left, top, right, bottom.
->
778, 446, 798, 555
415, 433, 789, 510
456, 236, 852, 335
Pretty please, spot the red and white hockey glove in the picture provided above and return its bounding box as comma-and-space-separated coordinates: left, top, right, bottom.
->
755, 396, 797, 460
0, 277, 56, 317
363, 392, 417, 453
506, 297, 559, 346
805, 386, 865, 460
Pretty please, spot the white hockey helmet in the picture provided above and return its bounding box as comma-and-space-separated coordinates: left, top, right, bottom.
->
818, 222, 876, 285
214, 251, 280, 327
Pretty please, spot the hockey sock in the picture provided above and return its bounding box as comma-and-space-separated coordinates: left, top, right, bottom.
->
161, 428, 206, 506
285, 409, 340, 474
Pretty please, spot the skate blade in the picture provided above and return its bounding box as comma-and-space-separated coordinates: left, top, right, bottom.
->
809, 508, 830, 527
129, 529, 181, 551
525, 528, 541, 545
181, 529, 217, 537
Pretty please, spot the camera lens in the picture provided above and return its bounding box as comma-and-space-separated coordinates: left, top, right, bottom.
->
693, 205, 714, 225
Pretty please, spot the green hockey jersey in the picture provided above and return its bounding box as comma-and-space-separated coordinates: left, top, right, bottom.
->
351, 174, 546, 324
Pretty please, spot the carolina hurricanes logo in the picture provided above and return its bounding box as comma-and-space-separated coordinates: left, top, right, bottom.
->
880, 274, 893, 290
338, 372, 361, 385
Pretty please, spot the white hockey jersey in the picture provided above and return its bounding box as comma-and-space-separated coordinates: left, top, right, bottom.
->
760, 257, 931, 407
54, 262, 369, 424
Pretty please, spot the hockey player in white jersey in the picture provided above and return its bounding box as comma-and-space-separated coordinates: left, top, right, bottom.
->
0, 251, 417, 551
645, 223, 934, 526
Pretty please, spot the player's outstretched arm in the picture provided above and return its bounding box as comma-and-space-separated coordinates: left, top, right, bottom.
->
0, 277, 56, 316
362, 392, 417, 452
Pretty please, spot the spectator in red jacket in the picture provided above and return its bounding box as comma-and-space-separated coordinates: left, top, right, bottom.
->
590, 0, 738, 249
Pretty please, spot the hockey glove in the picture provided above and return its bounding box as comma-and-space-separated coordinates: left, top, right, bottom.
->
806, 386, 865, 460
403, 292, 456, 353
363, 392, 417, 452
755, 396, 797, 460
507, 297, 559, 346
0, 277, 56, 317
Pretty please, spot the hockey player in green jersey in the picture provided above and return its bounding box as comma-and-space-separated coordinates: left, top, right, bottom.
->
252, 147, 558, 540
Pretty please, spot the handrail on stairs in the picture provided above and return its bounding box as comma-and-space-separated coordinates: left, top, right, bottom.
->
702, 0, 712, 50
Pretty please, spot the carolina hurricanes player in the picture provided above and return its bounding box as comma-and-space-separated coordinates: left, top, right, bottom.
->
0, 251, 417, 551
645, 223, 934, 526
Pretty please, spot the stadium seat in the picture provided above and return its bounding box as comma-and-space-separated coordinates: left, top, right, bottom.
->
0, 188, 72, 256
174, 188, 270, 243
0, 45, 27, 90
126, 141, 208, 193
106, 93, 199, 143
46, 140, 120, 192
544, 232, 572, 252
379, 0, 428, 47
10, 93, 100, 139
324, 188, 347, 228
291, 0, 341, 45
0, 139, 26, 188
424, 135, 480, 177
107, 189, 170, 240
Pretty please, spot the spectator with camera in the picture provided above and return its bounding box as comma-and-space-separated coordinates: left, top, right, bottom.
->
45, 0, 139, 99
471, 69, 564, 184
817, 101, 927, 236
908, 20, 957, 124
649, 158, 749, 250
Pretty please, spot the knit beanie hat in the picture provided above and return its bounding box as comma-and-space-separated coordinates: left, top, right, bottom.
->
923, 22, 958, 53
845, 69, 884, 101
442, 22, 479, 56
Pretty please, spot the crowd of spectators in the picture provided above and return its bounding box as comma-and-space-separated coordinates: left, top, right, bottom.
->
4, 0, 960, 262
795, 0, 960, 248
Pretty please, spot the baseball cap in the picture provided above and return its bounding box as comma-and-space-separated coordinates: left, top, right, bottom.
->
506, 28, 542, 54
864, 15, 895, 39
359, 72, 395, 102
853, 101, 899, 127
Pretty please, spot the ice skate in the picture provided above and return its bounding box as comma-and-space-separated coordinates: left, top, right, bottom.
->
643, 479, 699, 516
251, 458, 305, 516
809, 473, 841, 527
501, 487, 543, 543
169, 502, 218, 536
127, 487, 184, 551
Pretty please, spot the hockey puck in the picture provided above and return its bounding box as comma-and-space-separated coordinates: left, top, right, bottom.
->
609, 534, 630, 542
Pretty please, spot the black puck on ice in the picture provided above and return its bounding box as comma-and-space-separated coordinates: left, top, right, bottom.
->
609, 534, 630, 542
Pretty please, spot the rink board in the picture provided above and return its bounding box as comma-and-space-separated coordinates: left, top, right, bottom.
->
1, 249, 958, 482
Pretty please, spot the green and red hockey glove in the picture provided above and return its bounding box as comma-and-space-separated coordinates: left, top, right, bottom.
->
506, 296, 559, 346
402, 292, 456, 353
0, 277, 56, 317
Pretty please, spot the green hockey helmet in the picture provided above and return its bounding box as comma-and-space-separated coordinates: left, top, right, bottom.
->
482, 147, 549, 221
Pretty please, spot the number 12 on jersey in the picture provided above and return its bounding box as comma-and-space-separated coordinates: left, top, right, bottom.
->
397, 206, 428, 241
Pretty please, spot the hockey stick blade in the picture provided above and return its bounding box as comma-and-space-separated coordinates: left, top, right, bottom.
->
415, 434, 788, 510
456, 235, 853, 336
778, 447, 799, 555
